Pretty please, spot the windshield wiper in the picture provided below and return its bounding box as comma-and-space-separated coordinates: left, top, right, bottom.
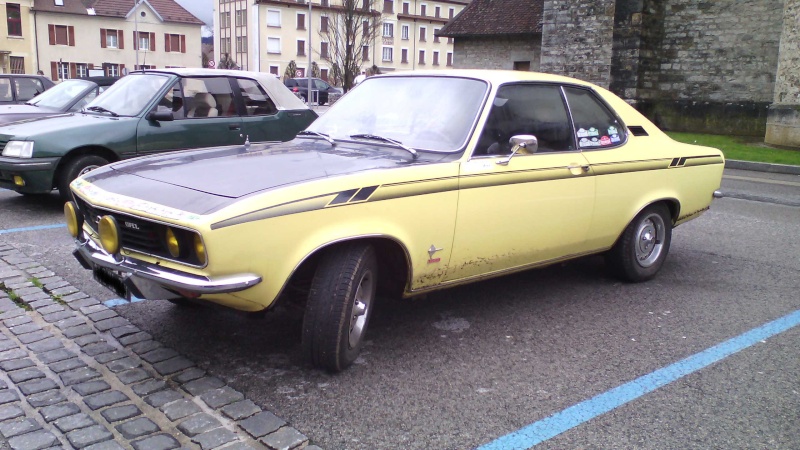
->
297, 130, 336, 146
86, 106, 119, 117
349, 133, 418, 159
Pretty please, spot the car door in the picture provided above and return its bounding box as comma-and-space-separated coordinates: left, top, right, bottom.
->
444, 84, 596, 282
234, 77, 297, 143
136, 76, 245, 155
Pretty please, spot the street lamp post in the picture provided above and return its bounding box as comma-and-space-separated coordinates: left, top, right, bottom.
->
308, 0, 313, 106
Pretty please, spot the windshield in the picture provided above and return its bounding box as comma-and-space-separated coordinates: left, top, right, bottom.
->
28, 79, 94, 109
308, 76, 488, 152
85, 73, 170, 116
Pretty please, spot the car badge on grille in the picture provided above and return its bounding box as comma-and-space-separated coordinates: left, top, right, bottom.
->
124, 222, 140, 230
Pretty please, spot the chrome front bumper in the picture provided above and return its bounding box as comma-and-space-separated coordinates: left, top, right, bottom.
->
73, 237, 262, 300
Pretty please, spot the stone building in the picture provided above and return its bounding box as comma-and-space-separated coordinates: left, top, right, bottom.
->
440, 0, 800, 147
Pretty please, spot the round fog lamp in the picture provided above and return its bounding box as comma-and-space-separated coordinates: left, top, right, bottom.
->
64, 202, 82, 238
98, 216, 120, 254
193, 234, 206, 265
165, 228, 181, 258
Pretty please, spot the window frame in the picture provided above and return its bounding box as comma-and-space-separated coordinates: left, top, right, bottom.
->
266, 9, 281, 27
6, 3, 22, 37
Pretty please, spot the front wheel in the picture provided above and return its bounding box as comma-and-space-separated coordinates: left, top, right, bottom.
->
57, 154, 109, 201
606, 203, 672, 282
302, 243, 377, 372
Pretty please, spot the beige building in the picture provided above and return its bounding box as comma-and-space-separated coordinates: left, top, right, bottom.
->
1, 0, 35, 74
32, 0, 203, 80
216, 0, 469, 83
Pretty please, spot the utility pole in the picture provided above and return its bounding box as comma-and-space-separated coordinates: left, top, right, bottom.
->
134, 0, 141, 69
308, 0, 313, 105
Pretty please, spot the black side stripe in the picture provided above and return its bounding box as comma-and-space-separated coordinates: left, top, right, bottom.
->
329, 189, 359, 205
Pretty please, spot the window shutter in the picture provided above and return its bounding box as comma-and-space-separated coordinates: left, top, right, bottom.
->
133, 31, 138, 50
118, 30, 124, 49
165, 34, 171, 52
101, 29, 107, 48
70, 63, 77, 79
68, 26, 75, 46
88, 63, 94, 69
120, 64, 125, 73
49, 25, 56, 45
150, 33, 155, 52
50, 61, 58, 80
180, 35, 186, 53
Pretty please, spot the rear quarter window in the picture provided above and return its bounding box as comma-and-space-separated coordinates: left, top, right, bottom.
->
564, 86, 626, 149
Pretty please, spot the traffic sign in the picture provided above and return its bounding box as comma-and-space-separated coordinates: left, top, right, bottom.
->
209, 60, 216, 68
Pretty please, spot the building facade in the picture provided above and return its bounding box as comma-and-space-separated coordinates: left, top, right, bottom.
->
1, 0, 36, 74
31, 0, 203, 80
216, 0, 469, 82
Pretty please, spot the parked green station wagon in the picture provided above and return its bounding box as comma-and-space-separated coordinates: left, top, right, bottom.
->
0, 68, 317, 199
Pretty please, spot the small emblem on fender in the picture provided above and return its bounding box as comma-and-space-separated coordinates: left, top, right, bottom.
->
428, 245, 443, 264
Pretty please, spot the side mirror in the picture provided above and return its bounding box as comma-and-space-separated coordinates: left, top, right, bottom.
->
497, 135, 538, 165
147, 110, 174, 122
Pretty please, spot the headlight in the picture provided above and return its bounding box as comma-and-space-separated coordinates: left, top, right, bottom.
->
98, 216, 120, 254
165, 228, 181, 258
64, 202, 83, 238
1, 141, 34, 158
194, 234, 206, 265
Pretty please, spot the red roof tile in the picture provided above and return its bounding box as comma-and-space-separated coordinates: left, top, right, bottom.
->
33, 0, 203, 25
438, 0, 544, 37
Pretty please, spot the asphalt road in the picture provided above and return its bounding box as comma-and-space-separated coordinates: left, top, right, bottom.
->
1, 167, 798, 449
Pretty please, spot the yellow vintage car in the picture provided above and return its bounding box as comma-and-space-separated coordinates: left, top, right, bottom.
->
65, 70, 724, 372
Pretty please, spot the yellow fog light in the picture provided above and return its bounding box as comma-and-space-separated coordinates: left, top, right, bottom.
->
64, 201, 82, 238
98, 216, 120, 254
193, 234, 206, 265
13, 176, 25, 187
165, 228, 181, 258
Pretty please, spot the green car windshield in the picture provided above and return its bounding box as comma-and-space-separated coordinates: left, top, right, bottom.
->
84, 73, 170, 117
307, 76, 488, 153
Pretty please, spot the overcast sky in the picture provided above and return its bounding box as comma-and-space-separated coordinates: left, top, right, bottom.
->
174, 0, 213, 26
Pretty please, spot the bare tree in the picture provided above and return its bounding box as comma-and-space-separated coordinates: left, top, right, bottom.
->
318, 0, 383, 92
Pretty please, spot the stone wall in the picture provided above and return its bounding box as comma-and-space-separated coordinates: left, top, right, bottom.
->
540, 0, 617, 88
453, 36, 542, 71
766, 0, 800, 147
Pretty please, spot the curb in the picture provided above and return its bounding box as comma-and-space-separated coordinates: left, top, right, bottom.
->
0, 243, 322, 450
725, 159, 800, 175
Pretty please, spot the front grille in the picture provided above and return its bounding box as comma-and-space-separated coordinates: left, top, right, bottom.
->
74, 197, 204, 266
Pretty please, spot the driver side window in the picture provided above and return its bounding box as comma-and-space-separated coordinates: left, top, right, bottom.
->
155, 81, 186, 119
474, 84, 573, 156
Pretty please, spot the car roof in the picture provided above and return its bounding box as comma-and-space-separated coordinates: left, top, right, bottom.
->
78, 76, 119, 86
378, 69, 597, 88
128, 68, 308, 111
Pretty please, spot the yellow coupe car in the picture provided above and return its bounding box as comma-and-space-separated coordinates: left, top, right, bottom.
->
66, 70, 724, 372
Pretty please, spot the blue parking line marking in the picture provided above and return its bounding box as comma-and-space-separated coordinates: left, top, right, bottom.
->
0, 224, 67, 235
478, 309, 800, 450
103, 296, 144, 308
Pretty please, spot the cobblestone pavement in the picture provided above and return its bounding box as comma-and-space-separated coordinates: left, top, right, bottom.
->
0, 243, 321, 450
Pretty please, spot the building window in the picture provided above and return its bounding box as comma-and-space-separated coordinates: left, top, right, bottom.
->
382, 47, 392, 62
362, 21, 368, 37
383, 0, 393, 13
419, 27, 426, 42
402, 2, 409, 14
383, 23, 393, 37
321, 68, 328, 81
102, 29, 123, 48
267, 10, 280, 27
362, 45, 369, 61
9, 56, 24, 74
321, 0, 328, 6
446, 52, 452, 66
401, 48, 408, 63
296, 13, 305, 30
434, 28, 440, 43
321, 16, 328, 32
58, 61, 70, 80
104, 63, 120, 77
236, 36, 247, 53
433, 51, 439, 65
448, 37, 453, 44
165, 33, 186, 53
49, 25, 75, 46
134, 31, 154, 51
6, 3, 22, 37
420, 4, 426, 16
435, 6, 440, 17
297, 40, 305, 56
269, 65, 279, 75
267, 37, 280, 54
220, 11, 230, 28
418, 50, 425, 65
235, 9, 246, 27
362, 0, 368, 10
320, 41, 329, 58
401, 25, 409, 40
75, 63, 88, 78
449, 7, 455, 18
220, 37, 231, 55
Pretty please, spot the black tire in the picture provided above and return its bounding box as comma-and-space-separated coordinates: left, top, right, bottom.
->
57, 154, 109, 201
302, 242, 377, 372
606, 203, 672, 282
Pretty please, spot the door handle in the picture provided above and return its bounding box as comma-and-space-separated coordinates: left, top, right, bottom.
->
229, 124, 241, 131
567, 164, 590, 174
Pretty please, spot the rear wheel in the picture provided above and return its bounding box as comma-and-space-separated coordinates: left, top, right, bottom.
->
606, 203, 672, 282
302, 242, 377, 372
57, 154, 109, 201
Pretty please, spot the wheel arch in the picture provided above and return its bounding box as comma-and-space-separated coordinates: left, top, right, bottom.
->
53, 146, 120, 188
610, 197, 680, 248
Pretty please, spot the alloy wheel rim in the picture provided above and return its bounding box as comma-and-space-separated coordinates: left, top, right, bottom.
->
634, 213, 665, 267
349, 270, 374, 349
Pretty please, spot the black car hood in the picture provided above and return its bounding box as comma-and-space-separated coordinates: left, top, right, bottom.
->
82, 138, 453, 215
